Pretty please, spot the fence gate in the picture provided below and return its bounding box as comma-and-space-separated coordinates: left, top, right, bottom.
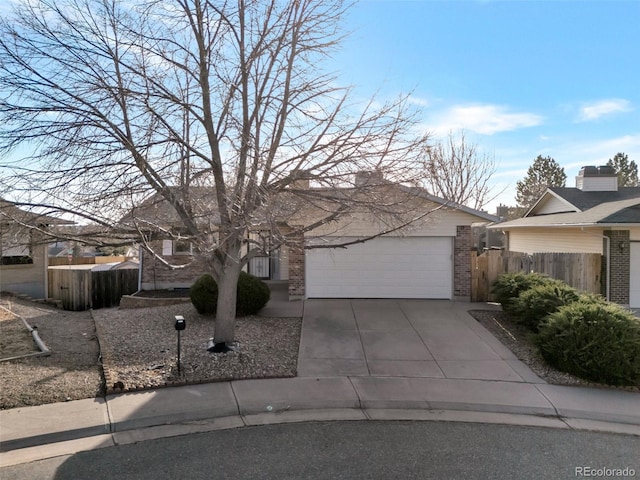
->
49, 268, 139, 310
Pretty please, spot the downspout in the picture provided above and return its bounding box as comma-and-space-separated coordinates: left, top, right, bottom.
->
581, 227, 609, 301
137, 245, 143, 292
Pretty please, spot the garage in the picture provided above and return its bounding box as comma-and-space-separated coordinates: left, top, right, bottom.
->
305, 236, 453, 299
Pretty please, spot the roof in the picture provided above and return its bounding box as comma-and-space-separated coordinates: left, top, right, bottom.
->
546, 186, 640, 211
489, 187, 640, 230
0, 198, 71, 227
123, 183, 499, 232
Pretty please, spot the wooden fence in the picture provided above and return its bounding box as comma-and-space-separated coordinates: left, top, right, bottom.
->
48, 256, 133, 266
471, 250, 602, 302
48, 268, 139, 311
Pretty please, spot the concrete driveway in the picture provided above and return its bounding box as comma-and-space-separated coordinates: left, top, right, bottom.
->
298, 299, 543, 383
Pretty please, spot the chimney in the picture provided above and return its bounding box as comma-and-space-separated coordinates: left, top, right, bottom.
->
290, 169, 310, 190
575, 165, 618, 192
355, 170, 384, 187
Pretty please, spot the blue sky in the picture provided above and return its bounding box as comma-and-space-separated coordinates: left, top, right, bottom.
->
331, 0, 640, 211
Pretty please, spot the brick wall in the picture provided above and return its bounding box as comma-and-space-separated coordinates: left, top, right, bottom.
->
140, 241, 208, 289
454, 225, 472, 299
605, 230, 630, 305
287, 230, 305, 299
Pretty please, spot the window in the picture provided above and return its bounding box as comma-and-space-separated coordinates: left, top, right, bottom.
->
1, 255, 33, 265
173, 239, 193, 255
0, 237, 33, 265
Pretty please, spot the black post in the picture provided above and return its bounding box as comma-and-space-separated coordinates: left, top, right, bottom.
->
177, 329, 182, 373
174, 315, 186, 374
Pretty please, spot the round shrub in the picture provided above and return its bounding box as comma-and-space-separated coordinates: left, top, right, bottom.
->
511, 281, 579, 331
189, 272, 270, 316
491, 272, 551, 314
536, 302, 640, 386
236, 271, 271, 316
189, 273, 218, 314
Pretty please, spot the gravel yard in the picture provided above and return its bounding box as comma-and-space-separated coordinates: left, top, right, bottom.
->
0, 295, 103, 409
1, 294, 635, 410
93, 303, 301, 394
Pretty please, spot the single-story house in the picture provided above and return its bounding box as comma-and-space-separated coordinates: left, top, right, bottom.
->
0, 199, 69, 298
489, 165, 640, 308
131, 173, 497, 301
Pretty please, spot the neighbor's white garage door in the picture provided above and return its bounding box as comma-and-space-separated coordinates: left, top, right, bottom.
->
630, 242, 640, 308
305, 236, 453, 299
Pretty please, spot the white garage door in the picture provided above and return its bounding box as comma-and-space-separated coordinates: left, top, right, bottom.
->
630, 242, 640, 308
306, 236, 453, 299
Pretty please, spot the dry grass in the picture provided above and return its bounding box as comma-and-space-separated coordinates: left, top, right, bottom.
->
0, 309, 38, 359
0, 296, 104, 409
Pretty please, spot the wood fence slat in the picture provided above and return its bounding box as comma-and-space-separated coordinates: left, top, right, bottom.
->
471, 251, 602, 302
48, 268, 138, 310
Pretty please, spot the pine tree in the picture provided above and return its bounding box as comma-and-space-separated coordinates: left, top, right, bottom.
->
515, 155, 567, 209
607, 152, 639, 187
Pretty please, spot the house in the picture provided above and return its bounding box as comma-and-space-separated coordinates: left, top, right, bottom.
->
131, 174, 497, 301
0, 199, 69, 298
489, 165, 640, 308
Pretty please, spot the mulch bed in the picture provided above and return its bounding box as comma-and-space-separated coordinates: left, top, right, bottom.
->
133, 289, 191, 298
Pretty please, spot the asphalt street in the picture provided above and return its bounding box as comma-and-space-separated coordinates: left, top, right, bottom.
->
2, 421, 639, 480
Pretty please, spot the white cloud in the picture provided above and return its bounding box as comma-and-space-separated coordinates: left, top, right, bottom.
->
407, 95, 431, 107
425, 104, 543, 136
577, 99, 633, 122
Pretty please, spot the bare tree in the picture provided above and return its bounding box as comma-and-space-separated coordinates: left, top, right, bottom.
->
0, 0, 431, 349
423, 131, 499, 210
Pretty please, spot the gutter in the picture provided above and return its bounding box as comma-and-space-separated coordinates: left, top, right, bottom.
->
137, 245, 143, 292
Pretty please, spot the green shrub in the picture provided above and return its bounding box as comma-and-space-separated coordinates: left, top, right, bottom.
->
491, 272, 551, 314
511, 281, 580, 331
236, 271, 271, 316
190, 274, 218, 314
189, 272, 270, 316
536, 302, 640, 386
576, 292, 608, 305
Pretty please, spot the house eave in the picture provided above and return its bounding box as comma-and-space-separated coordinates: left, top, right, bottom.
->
489, 222, 640, 230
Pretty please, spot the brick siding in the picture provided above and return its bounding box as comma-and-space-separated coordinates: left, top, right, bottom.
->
454, 225, 472, 299
286, 230, 305, 299
605, 230, 630, 305
140, 241, 208, 289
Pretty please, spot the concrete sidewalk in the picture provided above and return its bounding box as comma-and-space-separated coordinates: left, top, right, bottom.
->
2, 375, 640, 464
2, 296, 640, 466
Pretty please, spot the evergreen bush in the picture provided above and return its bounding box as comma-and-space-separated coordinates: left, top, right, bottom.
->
491, 272, 550, 314
536, 302, 640, 386
189, 273, 218, 314
189, 272, 270, 316
512, 281, 579, 331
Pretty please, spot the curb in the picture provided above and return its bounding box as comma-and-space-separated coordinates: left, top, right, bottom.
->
2, 406, 640, 468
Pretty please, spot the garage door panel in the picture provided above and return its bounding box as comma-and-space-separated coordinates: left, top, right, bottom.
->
306, 237, 452, 299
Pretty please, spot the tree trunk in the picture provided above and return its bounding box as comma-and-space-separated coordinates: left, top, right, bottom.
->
212, 262, 241, 348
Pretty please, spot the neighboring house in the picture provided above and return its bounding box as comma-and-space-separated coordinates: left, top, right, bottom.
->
0, 199, 69, 298
130, 173, 497, 301
489, 165, 640, 308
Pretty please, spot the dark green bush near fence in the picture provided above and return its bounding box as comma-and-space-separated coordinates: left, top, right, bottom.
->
190, 272, 270, 316
536, 302, 640, 386
491, 272, 551, 314
511, 281, 580, 331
